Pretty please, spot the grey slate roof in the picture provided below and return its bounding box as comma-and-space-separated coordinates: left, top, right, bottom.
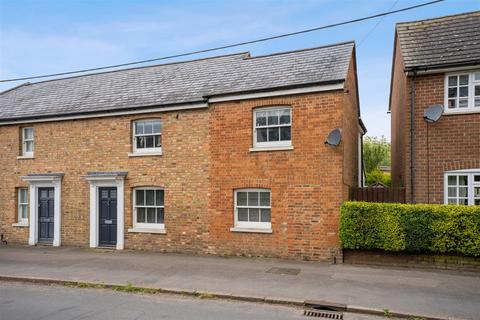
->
396, 11, 480, 70
0, 41, 354, 122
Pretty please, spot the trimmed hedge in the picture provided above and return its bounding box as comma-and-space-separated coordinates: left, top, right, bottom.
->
340, 202, 480, 257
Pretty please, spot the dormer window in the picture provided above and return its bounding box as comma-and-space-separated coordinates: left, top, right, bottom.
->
445, 71, 480, 113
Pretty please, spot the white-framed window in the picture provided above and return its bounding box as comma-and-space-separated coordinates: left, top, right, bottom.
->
253, 107, 291, 148
18, 188, 29, 223
132, 120, 161, 154
21, 127, 34, 156
445, 71, 480, 113
133, 187, 165, 229
234, 189, 271, 229
444, 170, 480, 205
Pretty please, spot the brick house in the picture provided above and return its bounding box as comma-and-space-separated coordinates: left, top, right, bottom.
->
390, 11, 480, 205
0, 41, 365, 261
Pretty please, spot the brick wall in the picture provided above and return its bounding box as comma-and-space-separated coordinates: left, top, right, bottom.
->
391, 69, 480, 203
0, 69, 360, 261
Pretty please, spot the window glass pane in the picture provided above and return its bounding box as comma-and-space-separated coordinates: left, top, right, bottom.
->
101, 190, 108, 198
135, 122, 144, 135
255, 112, 267, 126
459, 187, 468, 197
475, 72, 480, 81
448, 176, 457, 186
144, 121, 153, 134
136, 136, 145, 149
448, 99, 456, 109
136, 190, 144, 206
147, 208, 156, 223
145, 136, 154, 148
475, 175, 480, 182
459, 198, 468, 205
238, 208, 248, 221
447, 198, 457, 205
146, 190, 155, 206
474, 187, 480, 197
459, 86, 468, 97
459, 98, 468, 108
260, 209, 271, 222
156, 208, 164, 224
248, 192, 258, 206
260, 192, 270, 206
257, 128, 268, 142
267, 110, 278, 125
249, 208, 260, 222
475, 199, 480, 206
459, 75, 469, 85
155, 135, 161, 148
25, 141, 33, 152
268, 127, 279, 141
279, 109, 290, 124
237, 192, 247, 206
280, 127, 291, 141
153, 121, 161, 134
448, 87, 457, 98
475, 85, 480, 96
20, 189, 27, 203
448, 76, 457, 86
156, 190, 164, 206
137, 208, 146, 223
21, 205, 28, 219
447, 187, 457, 197
475, 98, 480, 108
459, 176, 468, 185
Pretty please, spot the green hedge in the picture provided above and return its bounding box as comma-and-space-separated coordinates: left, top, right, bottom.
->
340, 202, 480, 256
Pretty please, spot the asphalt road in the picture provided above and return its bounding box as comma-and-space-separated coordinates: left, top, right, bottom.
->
0, 281, 386, 320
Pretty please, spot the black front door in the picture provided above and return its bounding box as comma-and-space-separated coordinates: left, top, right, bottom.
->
38, 187, 54, 243
99, 187, 117, 246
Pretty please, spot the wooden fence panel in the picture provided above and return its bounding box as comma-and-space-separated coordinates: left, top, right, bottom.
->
350, 187, 406, 203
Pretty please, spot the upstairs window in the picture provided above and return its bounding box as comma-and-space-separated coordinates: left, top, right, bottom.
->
445, 71, 480, 113
21, 127, 34, 157
253, 107, 291, 148
445, 170, 480, 205
133, 120, 161, 154
234, 189, 271, 230
18, 188, 29, 223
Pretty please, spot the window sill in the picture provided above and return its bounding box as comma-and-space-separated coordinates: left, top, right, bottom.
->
17, 155, 34, 160
249, 146, 293, 152
128, 227, 166, 234
128, 152, 163, 157
443, 109, 480, 116
230, 227, 272, 234
12, 222, 29, 227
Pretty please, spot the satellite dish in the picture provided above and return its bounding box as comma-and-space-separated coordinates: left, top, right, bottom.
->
424, 104, 443, 123
325, 128, 342, 146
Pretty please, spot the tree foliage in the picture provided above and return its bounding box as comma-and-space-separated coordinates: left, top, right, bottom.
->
363, 136, 391, 186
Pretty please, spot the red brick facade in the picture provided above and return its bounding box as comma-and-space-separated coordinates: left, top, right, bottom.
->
0, 61, 361, 261
390, 39, 480, 203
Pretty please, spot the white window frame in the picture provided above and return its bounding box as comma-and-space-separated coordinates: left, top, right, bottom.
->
132, 187, 165, 230
21, 127, 34, 157
17, 188, 29, 223
233, 188, 271, 230
444, 71, 480, 114
253, 106, 292, 149
444, 169, 480, 205
132, 120, 162, 155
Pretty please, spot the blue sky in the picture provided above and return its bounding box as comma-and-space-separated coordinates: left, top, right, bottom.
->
1, 0, 479, 139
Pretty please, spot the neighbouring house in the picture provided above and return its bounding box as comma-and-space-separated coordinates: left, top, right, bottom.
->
0, 41, 365, 261
390, 11, 480, 205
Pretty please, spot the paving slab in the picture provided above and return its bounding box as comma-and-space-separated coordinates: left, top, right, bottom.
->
0, 245, 479, 319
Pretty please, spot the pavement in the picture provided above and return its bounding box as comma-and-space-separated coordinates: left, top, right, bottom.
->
0, 281, 387, 320
0, 245, 479, 320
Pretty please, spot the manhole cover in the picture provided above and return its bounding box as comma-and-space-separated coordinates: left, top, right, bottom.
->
266, 267, 301, 275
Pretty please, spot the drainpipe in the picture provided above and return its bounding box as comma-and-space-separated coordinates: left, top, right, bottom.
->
409, 70, 417, 204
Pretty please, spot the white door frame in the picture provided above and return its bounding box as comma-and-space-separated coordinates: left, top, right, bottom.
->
21, 174, 64, 247
84, 172, 126, 250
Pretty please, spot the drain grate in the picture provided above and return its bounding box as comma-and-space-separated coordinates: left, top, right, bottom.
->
266, 267, 301, 275
303, 309, 343, 319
